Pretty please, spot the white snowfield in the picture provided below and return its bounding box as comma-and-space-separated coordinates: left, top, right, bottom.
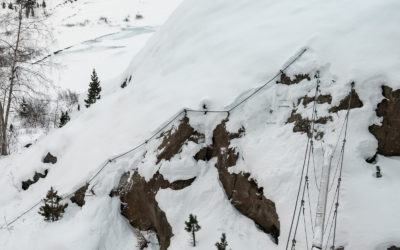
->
1, 0, 400, 250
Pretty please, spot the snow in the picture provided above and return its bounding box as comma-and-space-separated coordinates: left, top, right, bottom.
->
1, 0, 400, 249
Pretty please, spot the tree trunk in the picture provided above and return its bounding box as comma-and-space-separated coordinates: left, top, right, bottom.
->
1, 128, 7, 155
192, 230, 196, 247
1, 7, 23, 155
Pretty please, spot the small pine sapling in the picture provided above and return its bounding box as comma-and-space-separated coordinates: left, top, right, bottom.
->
38, 187, 68, 222
376, 166, 382, 178
215, 233, 228, 250
185, 214, 201, 247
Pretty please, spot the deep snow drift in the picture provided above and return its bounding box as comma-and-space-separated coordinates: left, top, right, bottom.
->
0, 0, 400, 249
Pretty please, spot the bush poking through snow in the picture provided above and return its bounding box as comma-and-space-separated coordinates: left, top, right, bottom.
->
135, 13, 143, 19
18, 98, 50, 128
57, 89, 78, 107
59, 111, 70, 128
84, 69, 102, 108
121, 79, 127, 88
185, 214, 201, 247
38, 187, 68, 222
215, 233, 228, 250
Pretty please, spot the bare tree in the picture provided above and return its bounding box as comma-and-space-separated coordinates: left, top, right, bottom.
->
0, 1, 51, 155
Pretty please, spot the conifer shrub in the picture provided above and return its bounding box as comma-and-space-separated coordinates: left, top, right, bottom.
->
38, 187, 68, 222
215, 233, 228, 250
185, 214, 201, 247
84, 69, 102, 108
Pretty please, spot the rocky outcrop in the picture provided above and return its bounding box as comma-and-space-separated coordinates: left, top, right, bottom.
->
298, 94, 332, 107
21, 170, 48, 190
70, 183, 89, 207
388, 246, 400, 250
110, 117, 201, 249
157, 116, 204, 164
194, 119, 280, 243
112, 172, 195, 250
276, 73, 311, 85
286, 109, 332, 138
43, 152, 57, 164
113, 117, 278, 248
328, 89, 363, 113
369, 86, 400, 156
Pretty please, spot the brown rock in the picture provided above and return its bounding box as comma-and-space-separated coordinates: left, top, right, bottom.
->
114, 171, 195, 250
194, 119, 280, 243
43, 152, 57, 164
369, 86, 400, 156
329, 89, 363, 113
299, 94, 332, 107
22, 170, 48, 190
157, 117, 204, 164
276, 73, 311, 85
286, 109, 332, 138
70, 184, 89, 207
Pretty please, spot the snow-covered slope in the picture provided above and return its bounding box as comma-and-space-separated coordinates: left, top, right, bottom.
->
46, 0, 184, 93
1, 0, 400, 249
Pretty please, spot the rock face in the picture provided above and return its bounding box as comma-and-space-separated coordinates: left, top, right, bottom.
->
113, 172, 195, 250
276, 73, 310, 85
112, 117, 200, 250
388, 246, 400, 250
369, 86, 400, 156
114, 117, 279, 248
195, 119, 280, 243
21, 170, 48, 190
157, 116, 204, 164
286, 109, 332, 138
298, 94, 332, 107
70, 184, 89, 207
328, 89, 363, 113
43, 152, 57, 164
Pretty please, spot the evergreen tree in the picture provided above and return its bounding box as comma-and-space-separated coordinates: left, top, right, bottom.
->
59, 111, 70, 128
7, 2, 12, 9
215, 233, 228, 250
84, 69, 102, 108
185, 214, 201, 247
38, 187, 68, 222
42, 0, 45, 8
2, 2, 6, 9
